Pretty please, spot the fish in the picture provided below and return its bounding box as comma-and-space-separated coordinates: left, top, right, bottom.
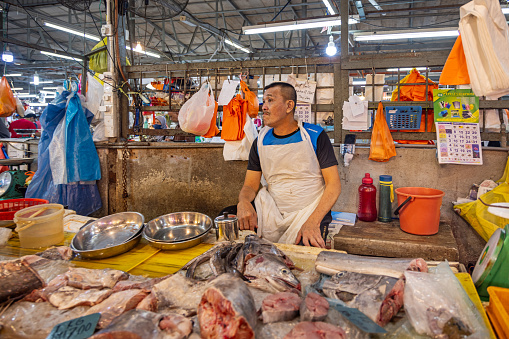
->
244, 253, 301, 292
261, 291, 301, 323
89, 309, 193, 339
181, 242, 231, 271
35, 246, 74, 261
300, 292, 329, 322
315, 252, 428, 278
283, 321, 346, 339
234, 235, 295, 272
152, 274, 208, 310
23, 274, 69, 302
136, 293, 158, 312
48, 286, 113, 310
84, 289, 149, 329
320, 271, 401, 326
66, 268, 129, 290
198, 273, 257, 339
0, 259, 44, 304
112, 275, 169, 293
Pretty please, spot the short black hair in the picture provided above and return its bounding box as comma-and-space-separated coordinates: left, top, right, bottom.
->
25, 113, 36, 119
264, 82, 297, 112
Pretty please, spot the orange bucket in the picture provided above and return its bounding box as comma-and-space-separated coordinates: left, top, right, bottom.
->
394, 187, 445, 235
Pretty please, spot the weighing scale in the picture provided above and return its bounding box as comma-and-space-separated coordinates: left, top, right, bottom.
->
0, 170, 28, 200
471, 204, 509, 301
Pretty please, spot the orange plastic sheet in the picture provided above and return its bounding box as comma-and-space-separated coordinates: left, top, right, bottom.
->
369, 102, 397, 162
221, 94, 247, 141
439, 35, 470, 85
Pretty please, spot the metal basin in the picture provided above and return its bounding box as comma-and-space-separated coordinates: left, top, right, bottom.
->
143, 212, 212, 243
143, 230, 208, 250
71, 212, 145, 252
72, 232, 142, 259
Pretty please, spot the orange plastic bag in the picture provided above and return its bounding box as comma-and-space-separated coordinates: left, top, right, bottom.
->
203, 99, 219, 138
221, 95, 246, 141
240, 80, 259, 118
369, 102, 397, 162
0, 77, 16, 117
439, 35, 470, 85
390, 69, 437, 102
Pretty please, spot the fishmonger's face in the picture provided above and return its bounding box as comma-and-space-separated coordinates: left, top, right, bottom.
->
262, 87, 290, 128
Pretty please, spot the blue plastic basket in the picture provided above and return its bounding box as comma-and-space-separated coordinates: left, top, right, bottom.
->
384, 106, 422, 130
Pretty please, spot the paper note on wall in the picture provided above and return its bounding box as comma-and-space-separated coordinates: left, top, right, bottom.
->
287, 74, 317, 104
295, 103, 314, 124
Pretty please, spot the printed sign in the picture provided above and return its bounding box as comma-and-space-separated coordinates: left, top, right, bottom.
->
287, 74, 317, 104
433, 89, 479, 123
47, 313, 100, 339
435, 122, 482, 165
295, 103, 314, 124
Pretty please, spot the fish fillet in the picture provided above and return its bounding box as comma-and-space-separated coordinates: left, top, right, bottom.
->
300, 292, 329, 322
48, 286, 113, 310
283, 321, 346, 339
261, 292, 301, 324
66, 267, 129, 290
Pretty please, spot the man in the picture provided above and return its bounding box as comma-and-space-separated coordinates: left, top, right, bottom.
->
237, 82, 341, 248
25, 112, 41, 129
8, 114, 37, 138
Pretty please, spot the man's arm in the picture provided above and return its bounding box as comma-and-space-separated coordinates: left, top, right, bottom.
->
296, 165, 341, 248
237, 170, 262, 231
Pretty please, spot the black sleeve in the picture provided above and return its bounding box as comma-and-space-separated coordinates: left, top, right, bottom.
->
316, 131, 338, 169
247, 137, 262, 171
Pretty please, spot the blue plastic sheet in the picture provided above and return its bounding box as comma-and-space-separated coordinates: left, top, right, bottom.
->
26, 85, 102, 216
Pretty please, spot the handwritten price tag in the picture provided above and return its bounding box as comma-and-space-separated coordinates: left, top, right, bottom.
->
47, 313, 100, 339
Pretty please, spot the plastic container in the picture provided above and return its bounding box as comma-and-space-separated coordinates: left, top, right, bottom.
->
384, 106, 422, 130
358, 173, 377, 222
378, 175, 393, 222
486, 286, 509, 339
13, 204, 65, 248
394, 187, 444, 235
0, 198, 48, 220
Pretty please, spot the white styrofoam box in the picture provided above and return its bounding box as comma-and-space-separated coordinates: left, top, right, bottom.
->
6, 143, 27, 159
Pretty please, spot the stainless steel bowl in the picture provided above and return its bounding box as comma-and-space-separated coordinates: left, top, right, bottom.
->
71, 212, 145, 252
143, 230, 208, 250
143, 212, 212, 243
72, 232, 142, 259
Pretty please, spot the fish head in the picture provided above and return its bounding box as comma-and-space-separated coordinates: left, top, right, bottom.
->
244, 253, 301, 291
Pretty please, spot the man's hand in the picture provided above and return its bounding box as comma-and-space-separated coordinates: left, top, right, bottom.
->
237, 200, 258, 231
295, 221, 325, 248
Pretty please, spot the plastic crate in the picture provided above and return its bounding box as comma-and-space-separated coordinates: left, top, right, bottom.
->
384, 106, 422, 130
0, 198, 49, 220
487, 286, 509, 339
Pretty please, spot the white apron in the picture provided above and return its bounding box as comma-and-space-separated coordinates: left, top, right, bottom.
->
254, 120, 325, 244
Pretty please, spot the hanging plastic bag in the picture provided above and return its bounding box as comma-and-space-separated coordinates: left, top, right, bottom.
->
223, 113, 257, 161
15, 97, 25, 117
391, 68, 437, 102
369, 102, 396, 162
26, 89, 102, 216
439, 35, 470, 85
454, 157, 509, 241
179, 82, 216, 135
240, 80, 259, 118
221, 95, 246, 141
203, 92, 219, 138
0, 76, 16, 117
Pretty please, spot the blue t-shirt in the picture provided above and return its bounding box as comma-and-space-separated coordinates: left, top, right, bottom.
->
247, 123, 338, 171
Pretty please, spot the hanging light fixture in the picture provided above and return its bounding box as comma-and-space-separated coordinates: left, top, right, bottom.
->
33, 72, 40, 86
134, 41, 143, 53
2, 46, 13, 63
325, 35, 337, 56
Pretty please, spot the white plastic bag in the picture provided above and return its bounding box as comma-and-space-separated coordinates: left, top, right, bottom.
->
15, 97, 25, 117
404, 262, 489, 338
179, 83, 216, 135
223, 113, 257, 161
49, 118, 67, 185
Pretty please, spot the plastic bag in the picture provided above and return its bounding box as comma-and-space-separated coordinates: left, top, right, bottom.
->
369, 102, 396, 162
178, 82, 216, 135
439, 35, 470, 85
15, 96, 25, 117
221, 95, 247, 141
404, 262, 489, 338
391, 68, 438, 102
202, 95, 219, 138
240, 80, 259, 118
223, 113, 258, 161
455, 158, 509, 241
0, 76, 16, 117
26, 89, 102, 216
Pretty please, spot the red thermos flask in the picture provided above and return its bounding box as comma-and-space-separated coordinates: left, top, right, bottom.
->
357, 173, 377, 222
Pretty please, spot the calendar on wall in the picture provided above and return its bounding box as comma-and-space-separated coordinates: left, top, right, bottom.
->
295, 103, 314, 124
435, 122, 482, 165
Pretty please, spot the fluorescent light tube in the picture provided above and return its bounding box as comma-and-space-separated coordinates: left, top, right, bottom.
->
17, 94, 37, 98
44, 22, 101, 42
243, 16, 358, 35
126, 46, 161, 58
11, 87, 23, 91
355, 30, 458, 41
42, 87, 59, 90
224, 39, 251, 53
502, 7, 509, 14
39, 90, 56, 94
3, 73, 22, 77
352, 80, 366, 85
41, 51, 83, 61
29, 103, 48, 107
30, 81, 53, 84
322, 0, 336, 15
386, 67, 427, 72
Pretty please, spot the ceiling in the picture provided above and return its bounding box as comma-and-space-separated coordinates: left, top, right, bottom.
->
0, 0, 502, 91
